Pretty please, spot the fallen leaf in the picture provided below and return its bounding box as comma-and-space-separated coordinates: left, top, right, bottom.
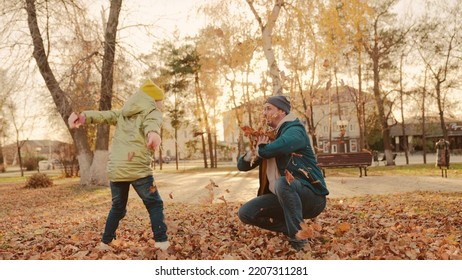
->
296, 223, 314, 240
285, 169, 295, 184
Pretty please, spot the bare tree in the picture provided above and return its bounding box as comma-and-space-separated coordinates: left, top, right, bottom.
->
5, 98, 38, 176
414, 1, 462, 142
363, 0, 409, 165
397, 52, 410, 164
25, 0, 122, 185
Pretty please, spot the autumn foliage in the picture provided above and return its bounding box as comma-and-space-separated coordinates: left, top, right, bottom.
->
0, 180, 461, 260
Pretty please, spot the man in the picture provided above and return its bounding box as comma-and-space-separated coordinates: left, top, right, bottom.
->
237, 95, 329, 251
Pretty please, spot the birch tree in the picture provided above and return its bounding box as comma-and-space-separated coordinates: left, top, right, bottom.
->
246, 0, 284, 95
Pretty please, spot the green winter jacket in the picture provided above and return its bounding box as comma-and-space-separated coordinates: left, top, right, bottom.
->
237, 118, 329, 196
83, 89, 162, 182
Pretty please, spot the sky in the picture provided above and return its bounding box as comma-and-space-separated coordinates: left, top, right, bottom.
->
10, 0, 210, 144
8, 0, 460, 144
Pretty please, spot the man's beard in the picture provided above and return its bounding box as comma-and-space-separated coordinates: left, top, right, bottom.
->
265, 112, 279, 128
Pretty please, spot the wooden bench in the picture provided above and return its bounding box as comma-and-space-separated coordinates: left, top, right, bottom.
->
316, 152, 373, 177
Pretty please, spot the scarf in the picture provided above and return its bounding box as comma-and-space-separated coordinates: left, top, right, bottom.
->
264, 113, 297, 193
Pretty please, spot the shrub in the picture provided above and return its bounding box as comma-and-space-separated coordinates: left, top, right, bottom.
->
23, 157, 38, 171
24, 173, 54, 189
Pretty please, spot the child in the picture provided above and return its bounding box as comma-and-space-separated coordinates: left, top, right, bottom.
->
68, 79, 169, 250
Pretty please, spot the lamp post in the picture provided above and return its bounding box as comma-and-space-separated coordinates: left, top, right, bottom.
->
337, 119, 349, 152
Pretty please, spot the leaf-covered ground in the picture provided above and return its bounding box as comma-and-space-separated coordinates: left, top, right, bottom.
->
0, 181, 461, 260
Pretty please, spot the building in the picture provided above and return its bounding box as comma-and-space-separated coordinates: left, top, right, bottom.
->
222, 86, 381, 155
311, 85, 379, 154
2, 140, 74, 167
389, 117, 462, 153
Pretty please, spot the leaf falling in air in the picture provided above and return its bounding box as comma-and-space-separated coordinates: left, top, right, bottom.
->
218, 196, 227, 206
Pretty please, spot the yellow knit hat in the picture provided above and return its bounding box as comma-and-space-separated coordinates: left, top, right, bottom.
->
140, 79, 164, 101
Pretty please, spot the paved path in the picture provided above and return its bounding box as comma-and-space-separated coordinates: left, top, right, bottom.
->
154, 169, 462, 204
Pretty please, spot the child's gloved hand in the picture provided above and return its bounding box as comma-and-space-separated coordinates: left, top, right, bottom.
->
147, 131, 161, 150
68, 112, 86, 128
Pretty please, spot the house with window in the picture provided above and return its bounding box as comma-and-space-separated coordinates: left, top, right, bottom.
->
389, 117, 462, 153
222, 86, 382, 155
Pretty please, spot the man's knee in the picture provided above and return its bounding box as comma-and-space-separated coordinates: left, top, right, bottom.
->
238, 204, 255, 225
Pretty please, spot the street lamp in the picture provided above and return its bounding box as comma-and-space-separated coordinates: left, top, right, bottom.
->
337, 120, 349, 146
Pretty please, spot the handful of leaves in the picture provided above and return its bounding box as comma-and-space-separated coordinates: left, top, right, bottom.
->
240, 125, 276, 165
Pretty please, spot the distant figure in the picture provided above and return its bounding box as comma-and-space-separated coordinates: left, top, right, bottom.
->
435, 138, 450, 177
68, 79, 170, 251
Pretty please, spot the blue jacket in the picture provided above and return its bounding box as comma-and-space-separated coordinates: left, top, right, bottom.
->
237, 118, 328, 196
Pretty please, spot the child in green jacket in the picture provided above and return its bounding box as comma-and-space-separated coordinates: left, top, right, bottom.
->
68, 79, 169, 251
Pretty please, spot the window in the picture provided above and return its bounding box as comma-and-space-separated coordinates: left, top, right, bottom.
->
350, 139, 358, 152
323, 141, 329, 153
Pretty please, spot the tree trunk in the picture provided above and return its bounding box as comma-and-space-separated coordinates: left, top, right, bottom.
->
175, 127, 179, 170
372, 54, 394, 165
25, 0, 122, 185
17, 144, 23, 177
70, 128, 93, 184
194, 73, 208, 168
422, 69, 428, 164
357, 50, 366, 150
435, 82, 448, 141
194, 74, 215, 168
92, 0, 122, 185
200, 98, 214, 168
399, 55, 409, 164
246, 0, 284, 95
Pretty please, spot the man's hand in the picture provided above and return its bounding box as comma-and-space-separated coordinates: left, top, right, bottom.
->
256, 135, 270, 147
68, 112, 86, 129
147, 131, 161, 150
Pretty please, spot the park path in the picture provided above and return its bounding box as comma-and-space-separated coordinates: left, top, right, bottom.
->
153, 169, 462, 204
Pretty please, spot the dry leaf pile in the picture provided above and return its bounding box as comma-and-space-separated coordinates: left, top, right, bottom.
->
0, 181, 461, 260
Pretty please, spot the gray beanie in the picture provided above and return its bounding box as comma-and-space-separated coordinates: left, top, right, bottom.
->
266, 95, 291, 114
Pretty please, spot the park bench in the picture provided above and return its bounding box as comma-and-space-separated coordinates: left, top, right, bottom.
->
316, 151, 373, 177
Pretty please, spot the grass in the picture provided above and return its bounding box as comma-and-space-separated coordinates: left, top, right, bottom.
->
323, 162, 461, 177
0, 162, 459, 186
0, 170, 68, 185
